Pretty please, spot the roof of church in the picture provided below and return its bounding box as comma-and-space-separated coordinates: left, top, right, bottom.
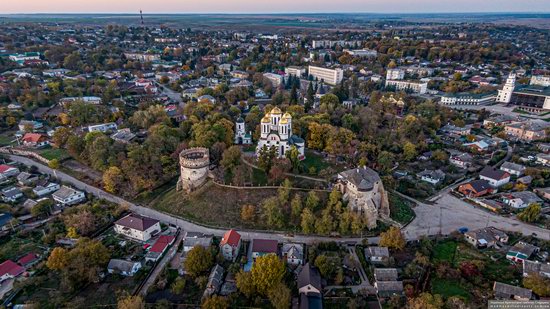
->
270, 107, 283, 114
236, 117, 244, 123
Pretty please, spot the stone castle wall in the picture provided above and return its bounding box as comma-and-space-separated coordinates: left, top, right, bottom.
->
179, 148, 210, 193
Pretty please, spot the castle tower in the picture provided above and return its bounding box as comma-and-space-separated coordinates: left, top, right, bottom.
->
497, 73, 516, 103
178, 148, 210, 193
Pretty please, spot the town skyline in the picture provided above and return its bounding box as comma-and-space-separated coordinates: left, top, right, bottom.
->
2, 0, 550, 14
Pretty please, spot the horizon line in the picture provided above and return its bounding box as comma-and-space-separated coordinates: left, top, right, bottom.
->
2, 11, 550, 15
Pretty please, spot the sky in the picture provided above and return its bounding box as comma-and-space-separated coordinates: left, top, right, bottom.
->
2, 0, 550, 14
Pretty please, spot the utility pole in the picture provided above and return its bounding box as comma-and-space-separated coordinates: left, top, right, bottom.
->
140, 9, 144, 26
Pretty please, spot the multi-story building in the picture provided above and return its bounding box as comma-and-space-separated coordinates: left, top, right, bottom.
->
530, 75, 550, 87
385, 80, 428, 94
284, 66, 306, 77
123, 52, 161, 62
344, 49, 377, 58
386, 69, 405, 80
440, 93, 496, 106
312, 40, 361, 49
308, 66, 343, 85
498, 73, 550, 112
263, 73, 284, 87
256, 107, 305, 159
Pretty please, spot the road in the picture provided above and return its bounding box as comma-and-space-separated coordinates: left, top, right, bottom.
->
8, 154, 550, 243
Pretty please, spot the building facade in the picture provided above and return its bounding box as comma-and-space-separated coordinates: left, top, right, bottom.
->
178, 148, 210, 193
385, 80, 428, 94
308, 66, 344, 85
256, 107, 305, 159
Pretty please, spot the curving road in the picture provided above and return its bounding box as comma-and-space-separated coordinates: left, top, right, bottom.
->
8, 154, 549, 243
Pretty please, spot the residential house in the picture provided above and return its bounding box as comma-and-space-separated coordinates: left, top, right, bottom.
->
0, 260, 25, 282
463, 140, 490, 153
0, 213, 14, 231
507, 242, 540, 263
500, 162, 526, 177
449, 152, 473, 169
373, 269, 403, 298
220, 272, 238, 296
374, 268, 398, 282
464, 227, 508, 248
219, 229, 241, 262
534, 187, 550, 200
282, 243, 304, 266
88, 122, 118, 133
17, 253, 39, 268
17, 172, 38, 186
203, 264, 224, 299
52, 186, 86, 206
32, 182, 60, 197
18, 120, 43, 132
251, 239, 278, 260
146, 235, 176, 262
458, 180, 493, 197
505, 121, 550, 142
417, 169, 446, 185
479, 167, 510, 187
110, 129, 136, 144
364, 246, 390, 266
297, 263, 323, 309
1, 187, 23, 203
114, 214, 161, 242
476, 199, 504, 212
501, 191, 543, 209
441, 124, 471, 137
536, 153, 550, 166
493, 282, 532, 301
107, 259, 142, 276
0, 165, 20, 179
183, 232, 213, 252
21, 133, 49, 148
523, 260, 550, 278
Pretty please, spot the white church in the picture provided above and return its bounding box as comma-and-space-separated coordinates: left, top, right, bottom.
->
234, 117, 252, 145
256, 107, 305, 159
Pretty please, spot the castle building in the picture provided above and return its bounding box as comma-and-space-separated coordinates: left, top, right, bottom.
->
178, 148, 210, 193
234, 118, 252, 145
256, 107, 305, 159
336, 167, 390, 229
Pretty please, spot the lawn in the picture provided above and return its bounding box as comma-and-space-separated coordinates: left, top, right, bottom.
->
149, 181, 281, 230
0, 134, 15, 146
432, 241, 457, 263
301, 150, 331, 175
431, 278, 470, 301
38, 148, 70, 161
389, 193, 416, 225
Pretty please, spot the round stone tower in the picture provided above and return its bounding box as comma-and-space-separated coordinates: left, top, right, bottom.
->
179, 147, 210, 193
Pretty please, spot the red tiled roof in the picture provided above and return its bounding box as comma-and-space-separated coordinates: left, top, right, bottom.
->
220, 229, 241, 247
150, 235, 175, 253
0, 260, 25, 277
17, 253, 38, 266
22, 133, 45, 143
0, 165, 14, 173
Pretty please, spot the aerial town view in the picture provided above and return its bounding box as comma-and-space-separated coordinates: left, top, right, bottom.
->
0, 0, 549, 308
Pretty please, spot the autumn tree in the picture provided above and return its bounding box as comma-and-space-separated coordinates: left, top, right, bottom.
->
103, 166, 124, 193
202, 295, 229, 309
379, 226, 406, 251
220, 146, 242, 173
268, 282, 291, 309
236, 270, 256, 298
523, 273, 550, 297
241, 204, 256, 222
184, 246, 214, 277
403, 141, 417, 161
314, 255, 336, 279
117, 295, 144, 309
517, 203, 541, 223
46, 247, 69, 270
251, 254, 286, 295
262, 197, 284, 228
257, 145, 278, 174
301, 208, 316, 234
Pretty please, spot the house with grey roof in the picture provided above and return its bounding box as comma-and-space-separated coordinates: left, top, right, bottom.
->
114, 213, 161, 242
203, 264, 224, 299
364, 246, 390, 265
107, 259, 142, 276
501, 191, 543, 209
1, 187, 23, 203
297, 263, 322, 309
493, 282, 532, 301
282, 243, 304, 266
374, 268, 398, 282
52, 185, 85, 206
523, 260, 550, 279
417, 169, 446, 185
464, 227, 508, 248
500, 162, 526, 177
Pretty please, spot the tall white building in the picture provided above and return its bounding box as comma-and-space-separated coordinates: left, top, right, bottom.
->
531, 75, 550, 87
385, 80, 428, 94
497, 73, 516, 103
256, 107, 305, 159
263, 73, 284, 87
308, 66, 344, 85
386, 68, 405, 80
285, 66, 306, 77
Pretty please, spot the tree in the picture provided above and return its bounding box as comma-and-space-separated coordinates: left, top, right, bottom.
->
403, 142, 417, 161
103, 166, 123, 193
305, 191, 320, 210
251, 254, 286, 295
379, 226, 406, 251
236, 270, 255, 298
220, 146, 242, 173
432, 150, 448, 162
171, 277, 186, 294
268, 282, 291, 309
48, 159, 60, 170
257, 145, 277, 173
523, 273, 550, 297
201, 295, 229, 309
262, 197, 284, 228
314, 255, 336, 279
241, 204, 256, 222
290, 194, 303, 222
285, 145, 302, 172
301, 208, 316, 234
117, 295, 144, 309
517, 203, 541, 223
31, 199, 52, 217
184, 246, 214, 278
407, 293, 444, 309
46, 247, 69, 270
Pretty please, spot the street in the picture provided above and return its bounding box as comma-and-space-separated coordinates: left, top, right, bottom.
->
8, 154, 550, 244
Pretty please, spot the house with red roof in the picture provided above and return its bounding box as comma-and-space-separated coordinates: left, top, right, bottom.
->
17, 253, 39, 268
0, 165, 19, 179
251, 239, 278, 260
220, 229, 241, 261
114, 214, 161, 242
21, 133, 49, 148
145, 235, 176, 262
0, 260, 25, 282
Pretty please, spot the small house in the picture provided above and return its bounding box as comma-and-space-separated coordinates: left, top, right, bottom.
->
458, 180, 493, 198
0, 260, 25, 282
493, 282, 532, 301
500, 162, 526, 177
364, 246, 390, 265
282, 243, 304, 266
219, 229, 241, 262
52, 186, 85, 206
501, 191, 543, 209
251, 239, 278, 260
464, 227, 508, 248
33, 182, 60, 197
107, 259, 142, 276
1, 187, 23, 203
203, 264, 224, 299
479, 167, 510, 187
417, 169, 446, 185
21, 133, 49, 148
507, 242, 540, 263
523, 260, 550, 278
114, 214, 161, 242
